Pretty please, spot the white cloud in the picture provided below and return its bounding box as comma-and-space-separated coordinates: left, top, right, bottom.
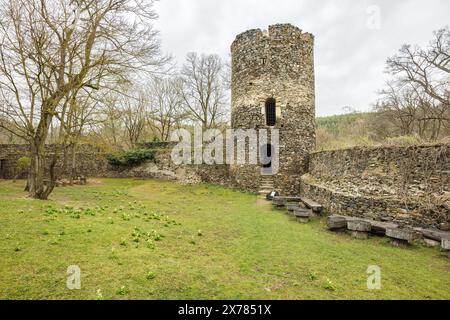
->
154, 0, 450, 116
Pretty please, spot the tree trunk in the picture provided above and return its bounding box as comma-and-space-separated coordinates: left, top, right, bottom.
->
41, 155, 57, 200
28, 138, 59, 200
24, 177, 30, 192
28, 140, 47, 199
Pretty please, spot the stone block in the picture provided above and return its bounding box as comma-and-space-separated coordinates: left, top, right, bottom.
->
423, 238, 441, 248
327, 216, 347, 230
294, 208, 312, 218
386, 228, 416, 247
351, 231, 369, 240
294, 208, 311, 223
442, 238, 450, 251
386, 228, 415, 242
347, 220, 371, 232
297, 217, 309, 223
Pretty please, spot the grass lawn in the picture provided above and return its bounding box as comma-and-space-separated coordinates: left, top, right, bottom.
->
0, 178, 449, 300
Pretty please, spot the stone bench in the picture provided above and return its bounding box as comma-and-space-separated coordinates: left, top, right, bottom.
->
326, 215, 398, 235
286, 203, 300, 213
272, 197, 286, 208
282, 196, 303, 202
294, 208, 312, 223
413, 228, 450, 243
299, 197, 323, 213
386, 228, 417, 247
442, 239, 450, 259
347, 220, 371, 239
327, 216, 348, 230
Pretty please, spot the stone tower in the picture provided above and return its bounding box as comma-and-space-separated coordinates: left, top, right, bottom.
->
230, 24, 316, 195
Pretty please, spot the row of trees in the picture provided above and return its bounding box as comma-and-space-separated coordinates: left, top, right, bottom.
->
89, 52, 229, 150
375, 27, 450, 141
0, 0, 229, 199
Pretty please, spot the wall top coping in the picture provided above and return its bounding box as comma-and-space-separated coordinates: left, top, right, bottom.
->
311, 143, 450, 156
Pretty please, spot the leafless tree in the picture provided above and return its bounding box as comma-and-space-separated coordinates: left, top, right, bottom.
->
147, 77, 186, 141
121, 89, 148, 148
377, 26, 450, 141
179, 53, 228, 129
0, 0, 167, 199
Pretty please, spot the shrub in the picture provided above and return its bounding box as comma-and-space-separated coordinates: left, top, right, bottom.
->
107, 148, 155, 166
15, 156, 31, 177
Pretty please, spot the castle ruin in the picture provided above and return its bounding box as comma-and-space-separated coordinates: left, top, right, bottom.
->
230, 24, 316, 195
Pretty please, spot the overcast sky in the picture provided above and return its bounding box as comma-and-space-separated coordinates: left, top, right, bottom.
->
154, 0, 450, 117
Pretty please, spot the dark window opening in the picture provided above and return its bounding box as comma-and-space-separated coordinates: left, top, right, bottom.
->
263, 144, 272, 168
265, 98, 276, 126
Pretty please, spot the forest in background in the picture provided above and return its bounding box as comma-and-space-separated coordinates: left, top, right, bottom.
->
316, 111, 450, 151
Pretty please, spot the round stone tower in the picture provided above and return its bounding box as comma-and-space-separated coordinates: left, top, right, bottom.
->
230, 23, 316, 195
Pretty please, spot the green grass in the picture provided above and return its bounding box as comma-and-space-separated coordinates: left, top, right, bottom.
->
0, 179, 449, 300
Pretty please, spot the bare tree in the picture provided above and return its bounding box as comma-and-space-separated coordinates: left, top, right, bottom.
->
386, 26, 449, 113
0, 0, 166, 199
147, 77, 186, 141
376, 26, 450, 141
95, 93, 124, 149
121, 89, 148, 148
179, 53, 228, 129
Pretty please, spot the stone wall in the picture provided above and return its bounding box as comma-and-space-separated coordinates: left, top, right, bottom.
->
0, 143, 233, 190
301, 144, 450, 229
105, 146, 232, 187
0, 144, 108, 179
